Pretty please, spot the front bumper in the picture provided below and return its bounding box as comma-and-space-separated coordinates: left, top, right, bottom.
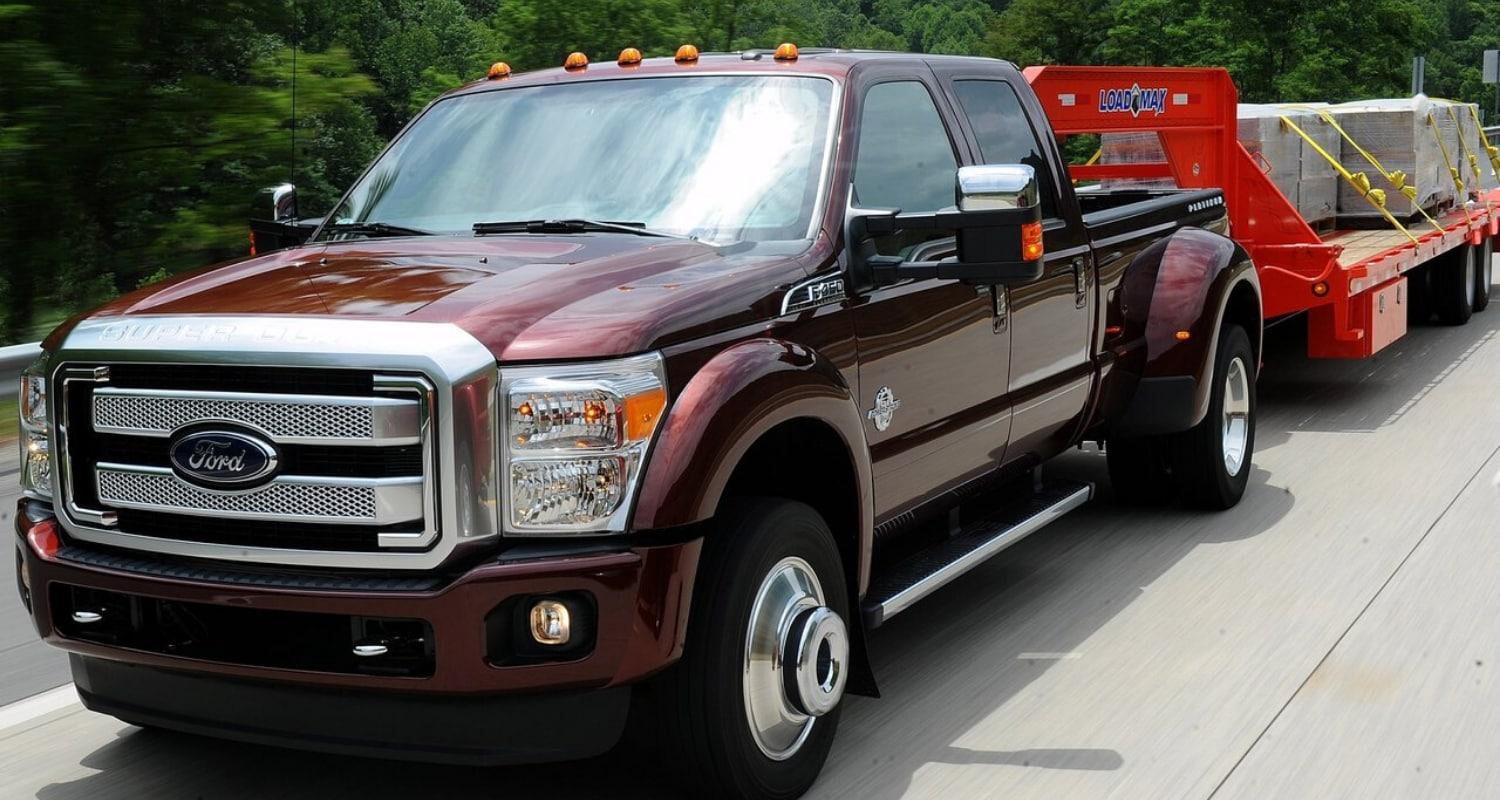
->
17, 498, 700, 757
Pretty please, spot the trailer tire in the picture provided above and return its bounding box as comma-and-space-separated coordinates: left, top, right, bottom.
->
1474, 237, 1493, 313
653, 498, 848, 800
1434, 243, 1476, 325
1169, 324, 1255, 510
1106, 436, 1175, 505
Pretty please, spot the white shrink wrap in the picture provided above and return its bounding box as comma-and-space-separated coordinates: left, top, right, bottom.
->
1328, 97, 1454, 220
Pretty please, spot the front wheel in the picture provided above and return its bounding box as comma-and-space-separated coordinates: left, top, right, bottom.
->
1169, 324, 1256, 509
653, 498, 850, 800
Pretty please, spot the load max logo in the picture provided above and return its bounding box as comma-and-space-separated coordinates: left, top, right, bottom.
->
1099, 83, 1169, 117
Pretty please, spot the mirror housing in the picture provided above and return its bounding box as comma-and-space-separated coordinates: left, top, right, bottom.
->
850, 164, 1045, 287
248, 183, 318, 255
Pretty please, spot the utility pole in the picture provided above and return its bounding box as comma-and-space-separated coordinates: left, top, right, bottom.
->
1411, 55, 1426, 96
1484, 50, 1498, 123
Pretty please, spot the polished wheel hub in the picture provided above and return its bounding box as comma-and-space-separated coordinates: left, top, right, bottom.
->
1465, 250, 1476, 308
1222, 356, 1251, 477
743, 556, 847, 760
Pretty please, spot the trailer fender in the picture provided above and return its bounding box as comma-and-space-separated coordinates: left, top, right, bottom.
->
1107, 227, 1261, 437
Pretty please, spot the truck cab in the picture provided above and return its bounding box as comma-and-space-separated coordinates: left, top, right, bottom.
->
15, 48, 1261, 799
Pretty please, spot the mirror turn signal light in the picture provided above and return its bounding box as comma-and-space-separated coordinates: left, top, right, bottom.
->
487, 61, 512, 80
675, 44, 700, 63
618, 47, 642, 66
774, 42, 799, 61
564, 52, 588, 71
1021, 220, 1044, 261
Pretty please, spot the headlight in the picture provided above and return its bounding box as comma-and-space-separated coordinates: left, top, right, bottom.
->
17, 356, 51, 499
501, 353, 667, 534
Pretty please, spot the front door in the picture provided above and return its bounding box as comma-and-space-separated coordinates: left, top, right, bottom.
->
848, 67, 1012, 527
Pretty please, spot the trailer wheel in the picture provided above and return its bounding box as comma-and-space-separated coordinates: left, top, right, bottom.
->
1433, 243, 1476, 325
1169, 324, 1255, 510
653, 498, 848, 800
1474, 237, 1493, 313
1106, 436, 1175, 505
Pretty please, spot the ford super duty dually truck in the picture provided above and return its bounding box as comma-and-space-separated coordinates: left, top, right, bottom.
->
16, 47, 1261, 799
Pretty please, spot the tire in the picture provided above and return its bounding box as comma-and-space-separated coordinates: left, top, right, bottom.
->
1433, 243, 1476, 325
1474, 236, 1493, 313
1106, 436, 1175, 505
1407, 263, 1433, 325
653, 498, 850, 800
1169, 324, 1255, 510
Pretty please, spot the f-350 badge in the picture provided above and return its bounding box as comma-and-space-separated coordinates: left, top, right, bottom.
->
867, 386, 901, 432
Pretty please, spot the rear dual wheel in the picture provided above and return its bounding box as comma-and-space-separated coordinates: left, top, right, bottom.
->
1106, 323, 1255, 510
1434, 242, 1478, 325
1474, 236, 1493, 313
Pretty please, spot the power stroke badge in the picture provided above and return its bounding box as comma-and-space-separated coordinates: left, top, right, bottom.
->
867, 387, 901, 432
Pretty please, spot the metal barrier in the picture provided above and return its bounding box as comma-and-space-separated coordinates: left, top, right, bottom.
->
1488, 125, 1500, 141
0, 342, 42, 398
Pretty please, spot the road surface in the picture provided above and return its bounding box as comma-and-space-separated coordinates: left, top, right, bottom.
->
3, 283, 1500, 799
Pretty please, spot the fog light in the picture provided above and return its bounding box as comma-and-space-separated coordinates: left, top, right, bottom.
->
529, 599, 572, 646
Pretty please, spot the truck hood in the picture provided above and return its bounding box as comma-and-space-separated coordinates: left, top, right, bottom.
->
76, 235, 816, 361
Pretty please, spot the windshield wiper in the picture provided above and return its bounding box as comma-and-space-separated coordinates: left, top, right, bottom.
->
321, 221, 434, 239
472, 218, 694, 240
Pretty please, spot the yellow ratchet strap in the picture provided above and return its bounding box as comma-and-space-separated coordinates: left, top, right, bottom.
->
1428, 111, 1475, 227
1469, 103, 1500, 180
1085, 148, 1103, 166
1279, 114, 1419, 245
1284, 104, 1444, 234
1444, 104, 1484, 192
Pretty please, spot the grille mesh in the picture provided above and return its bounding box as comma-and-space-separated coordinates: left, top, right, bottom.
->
93, 394, 377, 440
97, 469, 379, 521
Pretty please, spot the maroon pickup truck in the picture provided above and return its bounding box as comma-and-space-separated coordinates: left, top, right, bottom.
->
15, 47, 1261, 799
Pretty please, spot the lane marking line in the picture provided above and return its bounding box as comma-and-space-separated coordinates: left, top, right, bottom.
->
0, 684, 80, 733
1018, 652, 1083, 660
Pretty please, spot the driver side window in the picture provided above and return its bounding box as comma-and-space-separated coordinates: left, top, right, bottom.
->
853, 81, 959, 256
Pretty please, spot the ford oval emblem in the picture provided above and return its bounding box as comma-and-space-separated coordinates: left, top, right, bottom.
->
169, 429, 279, 488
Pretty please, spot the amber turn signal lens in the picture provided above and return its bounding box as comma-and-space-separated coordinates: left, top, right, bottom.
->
1021, 220, 1044, 261
617, 47, 642, 66
1174, 330, 1192, 341
1312, 281, 1329, 297
564, 52, 588, 70
774, 42, 799, 61
675, 44, 699, 63
623, 387, 667, 442
487, 61, 512, 80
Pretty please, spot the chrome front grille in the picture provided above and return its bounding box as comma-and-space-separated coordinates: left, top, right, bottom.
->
91, 388, 420, 445
49, 316, 501, 570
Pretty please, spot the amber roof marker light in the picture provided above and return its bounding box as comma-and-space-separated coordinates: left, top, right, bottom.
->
618, 47, 643, 67
774, 42, 799, 61
675, 44, 700, 63
564, 52, 589, 71
486, 61, 512, 80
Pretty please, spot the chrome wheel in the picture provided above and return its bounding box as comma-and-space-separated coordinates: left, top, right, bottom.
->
1222, 356, 1250, 477
743, 556, 847, 761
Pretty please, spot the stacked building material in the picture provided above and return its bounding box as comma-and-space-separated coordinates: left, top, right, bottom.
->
1238, 104, 1338, 225
1440, 99, 1493, 196
1098, 131, 1176, 190
1327, 97, 1454, 221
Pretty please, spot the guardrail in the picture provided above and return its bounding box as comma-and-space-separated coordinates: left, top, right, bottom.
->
1487, 125, 1500, 140
0, 342, 42, 398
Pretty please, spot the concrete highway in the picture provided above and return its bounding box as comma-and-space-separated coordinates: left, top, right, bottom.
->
2, 274, 1499, 799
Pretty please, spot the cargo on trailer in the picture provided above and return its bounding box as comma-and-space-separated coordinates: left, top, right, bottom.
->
1328, 97, 1455, 221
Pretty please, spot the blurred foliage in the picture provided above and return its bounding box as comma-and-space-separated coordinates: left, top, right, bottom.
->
1, 0, 1495, 342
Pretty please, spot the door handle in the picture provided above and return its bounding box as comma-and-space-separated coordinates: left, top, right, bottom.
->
1071, 258, 1088, 308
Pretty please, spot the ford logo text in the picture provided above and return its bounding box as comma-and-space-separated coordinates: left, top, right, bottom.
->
169, 429, 279, 488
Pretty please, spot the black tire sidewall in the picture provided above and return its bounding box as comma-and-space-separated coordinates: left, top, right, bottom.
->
1475, 237, 1493, 312
665, 498, 849, 800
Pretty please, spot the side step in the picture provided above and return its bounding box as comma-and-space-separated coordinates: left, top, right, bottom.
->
862, 480, 1093, 629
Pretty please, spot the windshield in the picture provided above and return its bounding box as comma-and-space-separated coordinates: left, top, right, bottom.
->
324, 75, 837, 246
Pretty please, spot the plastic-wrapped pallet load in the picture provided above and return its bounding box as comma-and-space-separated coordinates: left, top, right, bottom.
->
1327, 97, 1455, 222
1098, 131, 1176, 189
1237, 104, 1339, 225
1439, 99, 1492, 195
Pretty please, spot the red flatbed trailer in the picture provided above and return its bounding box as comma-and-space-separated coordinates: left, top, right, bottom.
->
1024, 65, 1500, 358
